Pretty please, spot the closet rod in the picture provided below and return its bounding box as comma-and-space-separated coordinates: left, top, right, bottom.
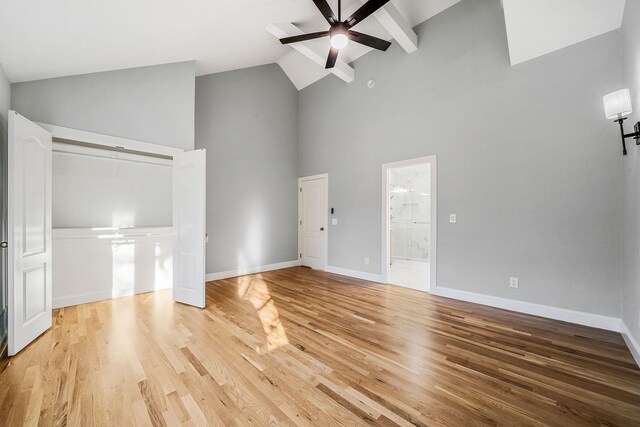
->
52, 137, 173, 160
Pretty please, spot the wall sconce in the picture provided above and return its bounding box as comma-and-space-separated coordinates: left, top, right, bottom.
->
603, 89, 640, 155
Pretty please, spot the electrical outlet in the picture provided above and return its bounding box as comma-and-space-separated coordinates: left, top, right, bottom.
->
364, 257, 370, 265
449, 214, 457, 223
509, 277, 519, 288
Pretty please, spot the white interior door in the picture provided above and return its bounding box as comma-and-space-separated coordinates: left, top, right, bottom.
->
299, 175, 328, 270
173, 149, 206, 308
8, 111, 53, 355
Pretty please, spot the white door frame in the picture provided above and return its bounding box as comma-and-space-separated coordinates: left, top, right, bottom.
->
298, 173, 328, 270
36, 123, 184, 157
381, 156, 437, 292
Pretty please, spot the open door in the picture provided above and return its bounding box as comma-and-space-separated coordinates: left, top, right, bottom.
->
173, 149, 206, 308
8, 111, 53, 355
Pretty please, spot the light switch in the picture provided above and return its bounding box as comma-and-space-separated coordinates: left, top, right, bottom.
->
332, 218, 338, 225
449, 214, 457, 223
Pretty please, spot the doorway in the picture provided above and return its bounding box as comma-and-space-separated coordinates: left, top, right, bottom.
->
298, 174, 328, 270
382, 156, 436, 292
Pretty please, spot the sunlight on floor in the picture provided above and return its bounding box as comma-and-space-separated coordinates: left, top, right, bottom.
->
237, 274, 289, 354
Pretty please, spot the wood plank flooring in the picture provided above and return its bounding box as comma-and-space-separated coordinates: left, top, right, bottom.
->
1, 266, 639, 426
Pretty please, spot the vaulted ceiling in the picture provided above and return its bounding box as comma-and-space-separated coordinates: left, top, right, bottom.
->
0, 0, 628, 86
502, 0, 626, 66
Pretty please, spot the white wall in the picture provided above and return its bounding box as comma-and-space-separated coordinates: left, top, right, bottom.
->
52, 149, 172, 228
299, 0, 622, 317
52, 228, 172, 308
11, 61, 195, 151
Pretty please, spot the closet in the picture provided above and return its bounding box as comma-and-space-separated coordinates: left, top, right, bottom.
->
6, 112, 206, 355
51, 140, 174, 308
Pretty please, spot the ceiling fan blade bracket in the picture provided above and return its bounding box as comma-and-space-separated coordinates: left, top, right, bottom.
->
345, 0, 390, 28
312, 0, 339, 26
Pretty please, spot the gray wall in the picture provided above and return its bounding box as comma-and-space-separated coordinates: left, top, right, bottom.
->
620, 0, 640, 344
298, 0, 622, 316
196, 64, 299, 274
11, 61, 195, 151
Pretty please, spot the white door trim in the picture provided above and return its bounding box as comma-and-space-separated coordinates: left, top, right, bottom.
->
298, 173, 328, 270
36, 123, 184, 157
382, 156, 437, 293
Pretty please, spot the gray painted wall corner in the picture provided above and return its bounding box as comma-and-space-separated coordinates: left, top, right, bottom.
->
620, 0, 640, 345
195, 64, 299, 274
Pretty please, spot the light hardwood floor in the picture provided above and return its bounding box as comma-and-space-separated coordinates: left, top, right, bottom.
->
1, 266, 639, 426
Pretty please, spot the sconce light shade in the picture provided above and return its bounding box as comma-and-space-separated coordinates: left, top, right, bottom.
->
603, 89, 633, 120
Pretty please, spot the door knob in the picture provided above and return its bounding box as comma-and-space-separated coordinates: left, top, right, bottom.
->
0, 242, 7, 249
320, 227, 324, 231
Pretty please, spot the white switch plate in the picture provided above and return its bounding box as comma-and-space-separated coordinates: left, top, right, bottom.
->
449, 214, 457, 223
509, 277, 519, 288
364, 257, 370, 265
332, 218, 338, 225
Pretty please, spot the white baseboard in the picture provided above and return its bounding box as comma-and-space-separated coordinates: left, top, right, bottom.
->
324, 266, 384, 283
205, 260, 300, 282
620, 321, 640, 368
431, 286, 622, 332
52, 284, 172, 309
53, 291, 113, 309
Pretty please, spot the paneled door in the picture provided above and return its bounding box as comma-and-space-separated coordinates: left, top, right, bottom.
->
299, 174, 328, 270
172, 149, 206, 308
8, 111, 53, 355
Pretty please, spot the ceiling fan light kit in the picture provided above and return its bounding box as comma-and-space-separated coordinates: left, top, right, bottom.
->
279, 0, 392, 69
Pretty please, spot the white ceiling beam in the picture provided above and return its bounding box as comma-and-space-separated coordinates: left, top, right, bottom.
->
276, 51, 331, 90
361, 0, 418, 53
266, 23, 355, 83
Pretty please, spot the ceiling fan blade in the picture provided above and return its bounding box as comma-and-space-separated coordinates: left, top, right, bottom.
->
280, 31, 330, 45
345, 0, 390, 28
312, 0, 339, 26
325, 47, 339, 69
348, 31, 392, 51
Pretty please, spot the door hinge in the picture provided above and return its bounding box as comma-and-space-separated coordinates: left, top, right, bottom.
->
299, 253, 302, 259
299, 220, 302, 225
300, 187, 302, 192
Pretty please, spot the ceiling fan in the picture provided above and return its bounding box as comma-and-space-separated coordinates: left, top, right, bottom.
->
279, 0, 392, 69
